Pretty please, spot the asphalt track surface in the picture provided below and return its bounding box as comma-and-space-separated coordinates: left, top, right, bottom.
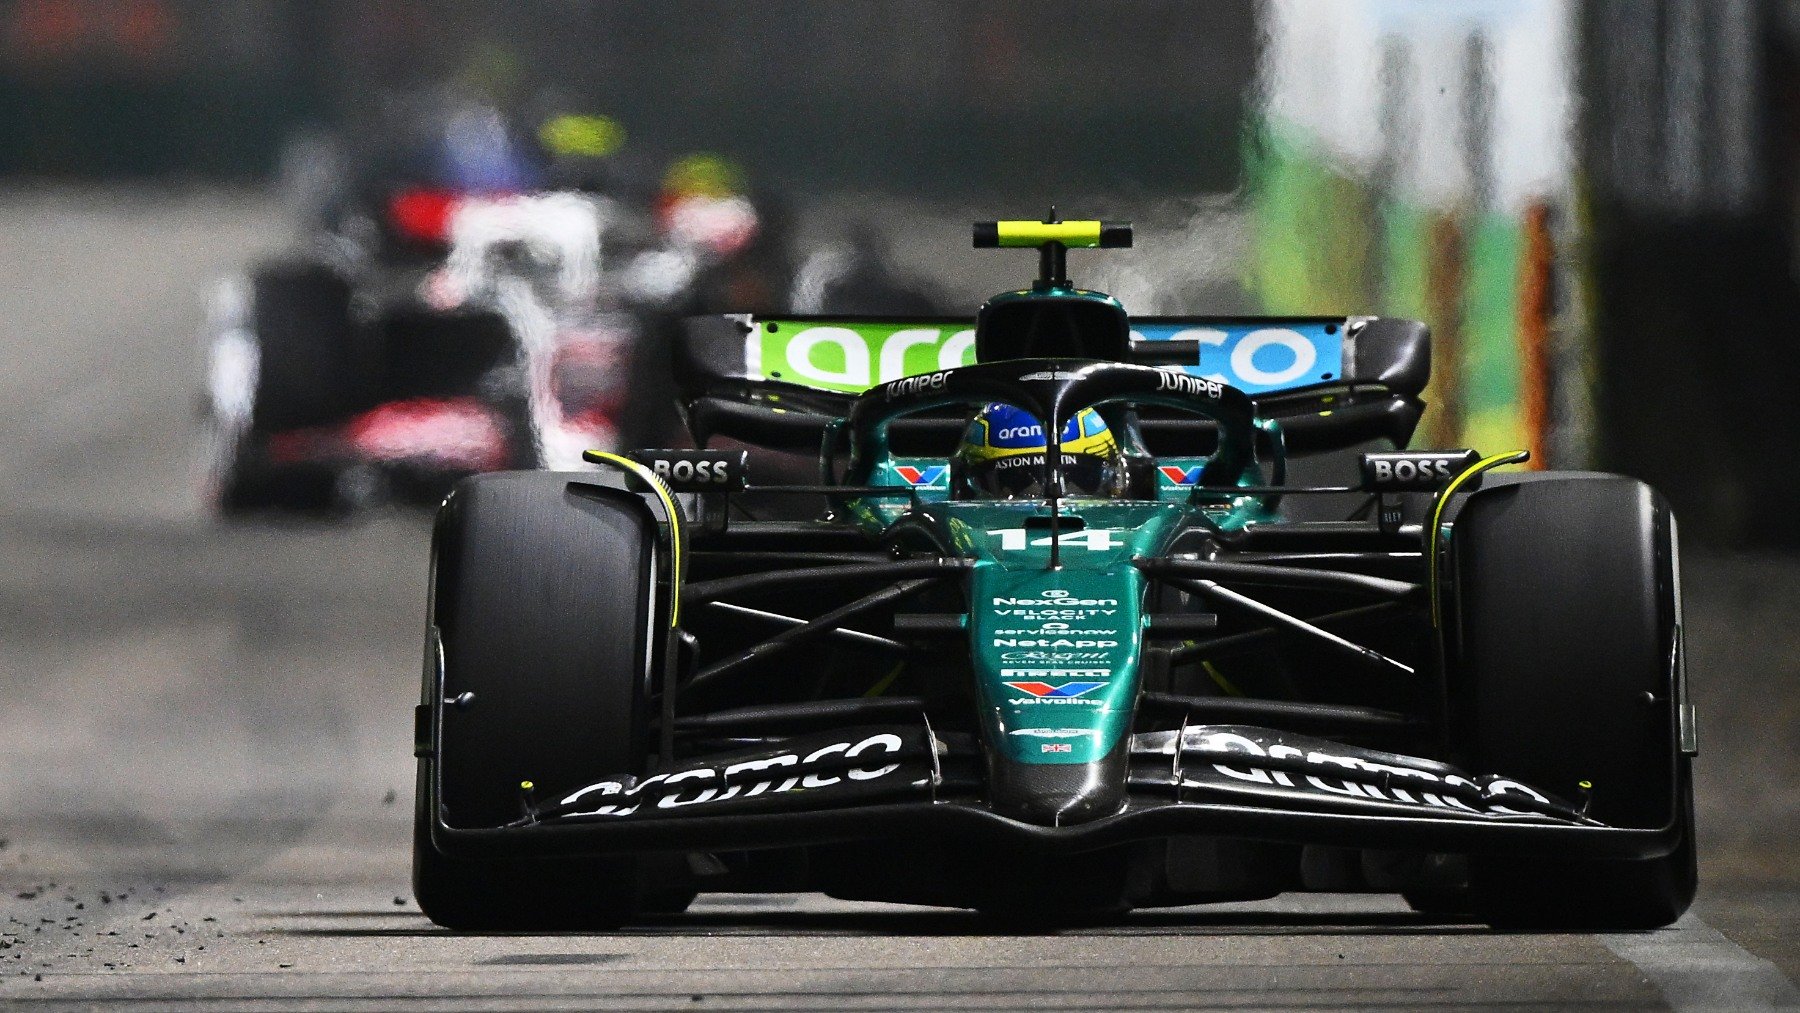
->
0, 192, 1797, 1011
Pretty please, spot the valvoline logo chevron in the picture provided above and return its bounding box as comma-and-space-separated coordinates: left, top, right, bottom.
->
1003, 681, 1107, 699
894, 464, 947, 486
1158, 464, 1202, 486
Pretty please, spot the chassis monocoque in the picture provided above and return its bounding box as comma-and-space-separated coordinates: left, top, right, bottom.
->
412, 220, 1697, 930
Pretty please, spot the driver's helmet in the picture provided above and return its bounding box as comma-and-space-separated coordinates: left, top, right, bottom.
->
954, 403, 1125, 500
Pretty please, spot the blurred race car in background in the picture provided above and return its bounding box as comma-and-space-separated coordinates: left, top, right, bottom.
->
201, 95, 795, 513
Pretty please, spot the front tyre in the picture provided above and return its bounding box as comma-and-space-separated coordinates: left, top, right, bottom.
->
1451, 475, 1696, 930
414, 472, 669, 930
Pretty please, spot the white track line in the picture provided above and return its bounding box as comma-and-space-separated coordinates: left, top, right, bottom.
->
1601, 913, 1800, 1011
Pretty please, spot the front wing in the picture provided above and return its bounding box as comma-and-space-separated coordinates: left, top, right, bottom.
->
423, 722, 1684, 862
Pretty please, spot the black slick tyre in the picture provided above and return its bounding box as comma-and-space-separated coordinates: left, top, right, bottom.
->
209, 262, 362, 513
246, 261, 362, 432
1451, 475, 1696, 930
413, 471, 668, 930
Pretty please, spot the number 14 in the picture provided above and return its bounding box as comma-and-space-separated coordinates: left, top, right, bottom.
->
990, 529, 1122, 552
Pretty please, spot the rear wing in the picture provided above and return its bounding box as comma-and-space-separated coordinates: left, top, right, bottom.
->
676, 314, 1429, 455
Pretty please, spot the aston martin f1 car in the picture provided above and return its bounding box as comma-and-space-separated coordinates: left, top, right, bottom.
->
413, 218, 1697, 930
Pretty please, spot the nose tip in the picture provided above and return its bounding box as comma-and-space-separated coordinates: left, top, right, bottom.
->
987, 750, 1127, 827
997, 787, 1118, 826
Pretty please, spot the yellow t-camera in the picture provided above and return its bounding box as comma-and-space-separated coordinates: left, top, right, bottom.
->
973, 220, 1132, 249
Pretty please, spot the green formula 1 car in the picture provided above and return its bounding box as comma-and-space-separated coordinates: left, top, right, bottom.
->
412, 217, 1697, 929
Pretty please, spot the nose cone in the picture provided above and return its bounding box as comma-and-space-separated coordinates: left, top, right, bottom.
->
987, 747, 1128, 826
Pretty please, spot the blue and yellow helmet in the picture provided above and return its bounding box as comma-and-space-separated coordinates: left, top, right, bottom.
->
954, 403, 1124, 500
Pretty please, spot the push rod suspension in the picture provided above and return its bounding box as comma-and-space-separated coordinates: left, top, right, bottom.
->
1167, 600, 1413, 664
684, 576, 956, 696
701, 600, 909, 654
1137, 557, 1419, 599
1153, 574, 1417, 676
683, 558, 970, 605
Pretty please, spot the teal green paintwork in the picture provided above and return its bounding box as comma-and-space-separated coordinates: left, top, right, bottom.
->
870, 454, 1269, 528
981, 284, 1125, 310
859, 457, 947, 527
835, 483, 1273, 765
915, 500, 1189, 765
830, 318, 1283, 765
849, 457, 1274, 762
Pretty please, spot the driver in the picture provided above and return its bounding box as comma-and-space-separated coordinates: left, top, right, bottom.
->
953, 403, 1127, 500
